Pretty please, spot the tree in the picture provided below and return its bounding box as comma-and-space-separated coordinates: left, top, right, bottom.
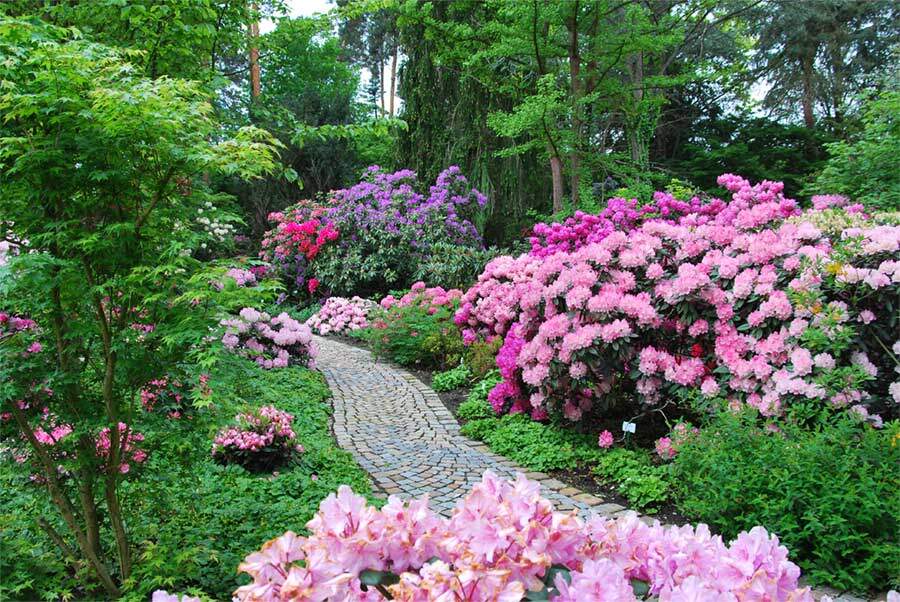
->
751, 0, 899, 129
0, 18, 279, 595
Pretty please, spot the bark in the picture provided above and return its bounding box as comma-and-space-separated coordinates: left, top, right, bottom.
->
378, 57, 386, 115
627, 51, 646, 166
249, 2, 261, 99
801, 51, 815, 128
549, 154, 565, 213
389, 45, 398, 117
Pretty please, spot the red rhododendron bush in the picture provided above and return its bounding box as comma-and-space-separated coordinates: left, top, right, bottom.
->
455, 175, 899, 426
225, 471, 817, 601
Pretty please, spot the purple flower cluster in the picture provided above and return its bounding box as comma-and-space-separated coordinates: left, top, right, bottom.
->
221, 308, 317, 369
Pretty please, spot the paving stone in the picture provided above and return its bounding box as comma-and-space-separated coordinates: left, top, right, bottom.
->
573, 493, 604, 505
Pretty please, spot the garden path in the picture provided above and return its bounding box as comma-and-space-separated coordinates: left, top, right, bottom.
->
316, 336, 624, 518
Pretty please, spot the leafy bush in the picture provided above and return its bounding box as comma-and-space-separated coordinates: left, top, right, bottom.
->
592, 449, 671, 512
464, 337, 503, 380
363, 283, 465, 369
227, 471, 815, 602
812, 88, 900, 211
431, 364, 472, 392
0, 356, 372, 601
413, 243, 502, 290
672, 411, 900, 591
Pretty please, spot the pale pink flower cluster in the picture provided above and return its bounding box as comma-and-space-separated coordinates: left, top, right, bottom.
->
212, 405, 299, 458
455, 175, 899, 425
95, 422, 148, 474
214, 267, 258, 289
306, 296, 376, 335
655, 423, 699, 460
222, 308, 317, 369
231, 471, 816, 602
379, 281, 463, 315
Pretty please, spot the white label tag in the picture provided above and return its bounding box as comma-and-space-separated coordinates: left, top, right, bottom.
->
622, 421, 637, 433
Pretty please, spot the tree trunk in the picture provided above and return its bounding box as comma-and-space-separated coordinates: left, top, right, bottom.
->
249, 2, 261, 99
378, 57, 385, 115
627, 51, 647, 167
389, 46, 398, 117
549, 153, 564, 213
801, 51, 815, 128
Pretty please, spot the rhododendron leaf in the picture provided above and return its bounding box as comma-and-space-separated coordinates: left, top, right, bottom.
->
544, 564, 571, 587
359, 569, 400, 587
630, 578, 650, 597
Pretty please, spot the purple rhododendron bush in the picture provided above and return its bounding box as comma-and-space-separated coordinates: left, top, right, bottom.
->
158, 470, 858, 602
455, 174, 899, 427
261, 166, 487, 299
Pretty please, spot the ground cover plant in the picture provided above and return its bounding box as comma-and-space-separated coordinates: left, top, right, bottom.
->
0, 354, 372, 601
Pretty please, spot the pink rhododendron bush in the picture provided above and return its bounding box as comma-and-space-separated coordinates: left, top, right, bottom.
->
226, 471, 818, 601
212, 405, 304, 472
222, 308, 317, 369
306, 296, 377, 335
455, 175, 899, 425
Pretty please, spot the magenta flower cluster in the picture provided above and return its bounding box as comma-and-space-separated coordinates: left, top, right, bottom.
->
306, 296, 376, 335
95, 422, 148, 474
229, 470, 824, 601
456, 174, 900, 427
140, 377, 192, 419
211, 405, 303, 471
221, 308, 317, 370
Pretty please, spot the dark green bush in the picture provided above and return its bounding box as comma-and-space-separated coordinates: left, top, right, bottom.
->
465, 338, 502, 380
457, 372, 502, 421
592, 448, 671, 512
672, 411, 900, 592
364, 301, 464, 369
432, 364, 472, 392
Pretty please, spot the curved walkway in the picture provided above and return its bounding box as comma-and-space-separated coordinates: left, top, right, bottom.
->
316, 336, 626, 518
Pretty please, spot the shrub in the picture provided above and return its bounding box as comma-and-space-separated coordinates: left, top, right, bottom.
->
672, 411, 900, 591
312, 166, 487, 296
229, 471, 816, 601
259, 201, 339, 297
464, 337, 503, 380
364, 282, 464, 369
431, 364, 472, 392
413, 242, 501, 290
221, 308, 317, 369
211, 405, 302, 472
456, 174, 899, 428
305, 296, 376, 335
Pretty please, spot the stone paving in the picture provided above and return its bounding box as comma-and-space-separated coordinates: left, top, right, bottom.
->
316, 336, 625, 518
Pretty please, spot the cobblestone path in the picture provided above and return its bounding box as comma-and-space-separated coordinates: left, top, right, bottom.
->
316, 336, 626, 517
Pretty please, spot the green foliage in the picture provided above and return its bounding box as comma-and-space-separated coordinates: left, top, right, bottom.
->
465, 338, 503, 380
413, 243, 501, 290
364, 302, 464, 370
460, 414, 603, 473
292, 303, 322, 324
456, 372, 502, 421
431, 364, 472, 392
592, 449, 671, 512
812, 88, 900, 211
672, 411, 900, 591
0, 355, 373, 601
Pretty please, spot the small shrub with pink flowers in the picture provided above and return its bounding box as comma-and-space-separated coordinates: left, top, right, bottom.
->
211, 405, 303, 472
228, 470, 823, 601
363, 282, 465, 369
221, 308, 317, 369
306, 296, 376, 335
